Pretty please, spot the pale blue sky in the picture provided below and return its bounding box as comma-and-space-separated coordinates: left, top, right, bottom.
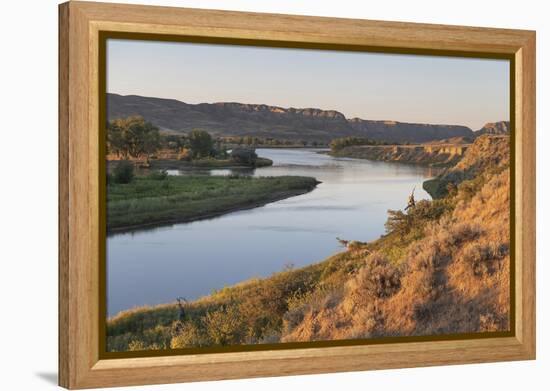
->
107, 39, 509, 130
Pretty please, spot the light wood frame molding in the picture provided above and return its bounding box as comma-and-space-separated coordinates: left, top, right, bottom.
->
59, 1, 536, 389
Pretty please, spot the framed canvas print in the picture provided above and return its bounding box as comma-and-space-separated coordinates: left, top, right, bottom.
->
58, 1, 536, 389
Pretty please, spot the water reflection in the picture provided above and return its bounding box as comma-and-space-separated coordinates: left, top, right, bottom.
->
107, 148, 436, 316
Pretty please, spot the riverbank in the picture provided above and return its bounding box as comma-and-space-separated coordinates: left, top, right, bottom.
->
156, 157, 272, 169
108, 157, 273, 171
224, 144, 329, 149
328, 143, 470, 167
107, 175, 319, 233
106, 135, 510, 351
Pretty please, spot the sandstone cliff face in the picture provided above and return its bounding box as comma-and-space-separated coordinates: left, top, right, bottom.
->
330, 143, 469, 167
423, 135, 510, 198
200, 102, 347, 120
107, 93, 476, 143
451, 135, 509, 174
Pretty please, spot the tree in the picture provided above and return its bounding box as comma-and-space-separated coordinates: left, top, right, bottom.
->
230, 148, 257, 165
107, 116, 161, 159
384, 209, 411, 236
112, 160, 135, 184
106, 123, 127, 157
188, 129, 214, 158
329, 136, 375, 152
162, 134, 186, 152
385, 199, 450, 238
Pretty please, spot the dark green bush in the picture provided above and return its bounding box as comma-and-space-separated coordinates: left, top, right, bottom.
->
113, 160, 135, 184
385, 199, 452, 240
230, 148, 257, 165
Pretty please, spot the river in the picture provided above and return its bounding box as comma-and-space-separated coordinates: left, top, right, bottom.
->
107, 148, 437, 316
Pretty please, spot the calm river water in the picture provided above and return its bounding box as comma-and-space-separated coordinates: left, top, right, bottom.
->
107, 149, 437, 316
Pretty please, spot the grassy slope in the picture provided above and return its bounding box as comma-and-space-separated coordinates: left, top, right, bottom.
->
107, 135, 510, 351
107, 175, 319, 233
423, 135, 509, 198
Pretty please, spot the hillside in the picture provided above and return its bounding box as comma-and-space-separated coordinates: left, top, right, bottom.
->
348, 118, 473, 143
107, 93, 474, 143
284, 148, 510, 341
106, 135, 510, 352
475, 121, 510, 136
329, 143, 469, 167
423, 135, 509, 198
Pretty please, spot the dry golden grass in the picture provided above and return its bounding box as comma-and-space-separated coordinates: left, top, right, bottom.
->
107, 135, 510, 351
283, 137, 510, 342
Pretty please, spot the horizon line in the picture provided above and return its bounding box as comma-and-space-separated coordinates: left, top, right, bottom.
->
107, 92, 508, 131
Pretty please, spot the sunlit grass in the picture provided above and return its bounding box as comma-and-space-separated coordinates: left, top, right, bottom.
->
106, 136, 510, 352
107, 175, 319, 232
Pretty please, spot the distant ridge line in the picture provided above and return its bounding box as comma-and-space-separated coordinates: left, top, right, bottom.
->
107, 93, 508, 143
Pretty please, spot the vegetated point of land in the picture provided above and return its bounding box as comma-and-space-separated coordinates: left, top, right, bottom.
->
107, 175, 320, 234
106, 134, 510, 352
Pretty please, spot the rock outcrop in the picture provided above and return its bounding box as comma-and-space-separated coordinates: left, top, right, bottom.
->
423, 135, 510, 198
475, 121, 510, 136
330, 143, 469, 167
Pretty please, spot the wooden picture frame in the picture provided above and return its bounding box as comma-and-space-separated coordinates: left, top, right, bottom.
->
59, 1, 536, 389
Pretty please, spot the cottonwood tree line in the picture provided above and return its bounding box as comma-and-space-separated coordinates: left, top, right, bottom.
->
107, 116, 217, 160
107, 116, 330, 161
329, 136, 393, 152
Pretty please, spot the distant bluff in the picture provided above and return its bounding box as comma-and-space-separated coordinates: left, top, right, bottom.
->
107, 93, 475, 143
475, 121, 510, 136
348, 118, 473, 143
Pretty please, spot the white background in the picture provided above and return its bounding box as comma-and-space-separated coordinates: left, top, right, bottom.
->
1, 0, 547, 389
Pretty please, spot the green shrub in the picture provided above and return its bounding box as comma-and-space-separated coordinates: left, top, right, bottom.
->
385, 199, 452, 240
113, 160, 134, 184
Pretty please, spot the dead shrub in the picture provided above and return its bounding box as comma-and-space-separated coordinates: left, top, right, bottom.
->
445, 222, 483, 246
283, 288, 342, 335
479, 311, 507, 332
462, 242, 507, 277
348, 252, 402, 303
